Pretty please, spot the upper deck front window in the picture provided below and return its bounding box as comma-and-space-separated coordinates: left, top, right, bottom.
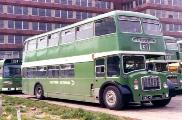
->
119, 16, 141, 33
143, 19, 162, 35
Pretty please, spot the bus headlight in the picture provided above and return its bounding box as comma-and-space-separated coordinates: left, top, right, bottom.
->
163, 82, 168, 89
134, 80, 139, 90
180, 80, 182, 83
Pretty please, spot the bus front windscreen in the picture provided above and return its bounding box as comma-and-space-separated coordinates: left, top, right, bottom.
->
123, 56, 145, 73
119, 16, 141, 33
4, 65, 21, 78
143, 19, 162, 35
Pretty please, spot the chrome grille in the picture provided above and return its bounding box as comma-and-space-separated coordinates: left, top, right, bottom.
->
141, 76, 161, 91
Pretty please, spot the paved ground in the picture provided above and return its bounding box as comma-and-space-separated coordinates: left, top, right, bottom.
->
6, 93, 182, 120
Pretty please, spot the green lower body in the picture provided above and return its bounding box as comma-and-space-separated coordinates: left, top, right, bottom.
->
0, 78, 22, 91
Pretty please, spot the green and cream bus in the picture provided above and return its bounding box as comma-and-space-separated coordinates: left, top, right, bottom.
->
146, 36, 182, 94
164, 36, 179, 60
0, 59, 22, 91
22, 10, 173, 110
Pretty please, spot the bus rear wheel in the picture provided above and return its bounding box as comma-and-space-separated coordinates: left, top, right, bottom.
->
151, 98, 171, 107
35, 84, 44, 100
103, 86, 124, 110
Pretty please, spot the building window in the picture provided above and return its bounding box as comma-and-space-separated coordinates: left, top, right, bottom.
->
55, 10, 61, 17
8, 35, 15, 44
23, 21, 29, 29
32, 8, 38, 15
46, 0, 51, 2
61, 10, 67, 18
14, 6, 22, 14
7, 5, 13, 14
55, 24, 61, 28
0, 4, 3, 13
15, 21, 22, 29
68, 0, 72, 5
39, 22, 46, 30
47, 23, 52, 31
15, 36, 23, 44
32, 22, 38, 30
0, 20, 4, 28
8, 20, 14, 29
46, 9, 51, 17
0, 35, 4, 43
55, 0, 60, 3
39, 8, 46, 16
68, 11, 73, 18
23, 7, 28, 15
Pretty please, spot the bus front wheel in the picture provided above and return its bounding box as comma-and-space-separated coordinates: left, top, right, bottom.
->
35, 84, 44, 100
103, 86, 124, 110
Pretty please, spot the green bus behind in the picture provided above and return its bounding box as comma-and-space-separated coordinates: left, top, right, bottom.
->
0, 59, 22, 91
22, 10, 172, 110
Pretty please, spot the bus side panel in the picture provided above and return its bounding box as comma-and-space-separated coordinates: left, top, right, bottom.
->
25, 51, 37, 62
94, 34, 118, 52
36, 49, 47, 61
22, 78, 29, 94
46, 47, 59, 60
72, 62, 95, 102
59, 44, 75, 58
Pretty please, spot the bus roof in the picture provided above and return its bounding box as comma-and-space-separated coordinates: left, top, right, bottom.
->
25, 10, 158, 42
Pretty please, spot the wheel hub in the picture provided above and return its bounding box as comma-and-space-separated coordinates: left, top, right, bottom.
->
106, 90, 117, 106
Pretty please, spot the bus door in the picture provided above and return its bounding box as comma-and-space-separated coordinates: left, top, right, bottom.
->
94, 58, 106, 99
94, 56, 120, 100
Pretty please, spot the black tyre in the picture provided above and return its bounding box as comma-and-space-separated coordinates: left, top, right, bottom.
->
35, 84, 44, 99
103, 86, 125, 110
152, 98, 171, 107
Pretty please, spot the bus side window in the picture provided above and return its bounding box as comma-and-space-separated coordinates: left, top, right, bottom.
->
60, 64, 74, 78
37, 66, 47, 78
76, 22, 93, 40
95, 58, 105, 77
61, 28, 75, 44
107, 56, 120, 77
48, 32, 59, 47
47, 66, 60, 78
27, 68, 36, 78
95, 17, 116, 36
37, 36, 48, 50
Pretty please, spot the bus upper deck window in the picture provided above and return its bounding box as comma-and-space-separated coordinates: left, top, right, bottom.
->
119, 16, 141, 33
95, 17, 116, 36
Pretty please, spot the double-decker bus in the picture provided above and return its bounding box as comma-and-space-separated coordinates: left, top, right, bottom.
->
164, 36, 179, 60
22, 10, 173, 110
0, 59, 22, 91
146, 36, 182, 94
